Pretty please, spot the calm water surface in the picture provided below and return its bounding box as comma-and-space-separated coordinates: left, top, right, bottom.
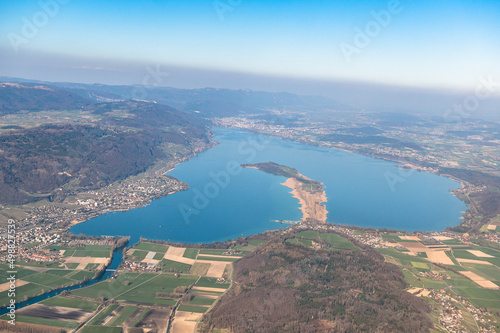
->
71, 128, 467, 244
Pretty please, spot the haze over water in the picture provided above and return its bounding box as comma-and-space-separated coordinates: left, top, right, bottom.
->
71, 128, 467, 244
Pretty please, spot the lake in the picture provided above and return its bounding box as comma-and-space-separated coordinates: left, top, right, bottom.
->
70, 128, 467, 244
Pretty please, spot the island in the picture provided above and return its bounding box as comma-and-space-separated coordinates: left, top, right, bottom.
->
242, 162, 328, 223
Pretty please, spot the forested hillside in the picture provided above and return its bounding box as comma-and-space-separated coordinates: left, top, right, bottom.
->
0, 84, 212, 205
200, 232, 432, 333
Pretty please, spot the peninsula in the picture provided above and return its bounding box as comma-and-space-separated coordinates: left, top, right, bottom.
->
242, 162, 328, 222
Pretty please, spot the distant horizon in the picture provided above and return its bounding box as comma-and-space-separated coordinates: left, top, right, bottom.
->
2, 1, 499, 89
1, 70, 499, 122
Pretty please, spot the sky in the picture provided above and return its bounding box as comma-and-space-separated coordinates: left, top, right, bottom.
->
0, 0, 499, 107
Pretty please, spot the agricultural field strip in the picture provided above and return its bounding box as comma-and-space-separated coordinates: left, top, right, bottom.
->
196, 254, 242, 259
386, 240, 500, 312
0, 280, 29, 292
396, 239, 500, 288
5, 271, 84, 291
386, 250, 499, 327
113, 273, 160, 299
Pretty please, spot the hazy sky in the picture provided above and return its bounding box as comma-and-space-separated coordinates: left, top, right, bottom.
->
0, 0, 499, 94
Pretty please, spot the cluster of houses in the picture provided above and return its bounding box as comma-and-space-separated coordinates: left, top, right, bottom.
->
72, 176, 185, 213
431, 290, 496, 333
122, 260, 160, 272
418, 271, 451, 280
432, 291, 466, 333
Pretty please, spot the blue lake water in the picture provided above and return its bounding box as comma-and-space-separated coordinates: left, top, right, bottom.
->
71, 128, 467, 244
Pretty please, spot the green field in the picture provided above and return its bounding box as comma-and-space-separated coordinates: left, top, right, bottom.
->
46, 245, 73, 251
131, 308, 150, 327
445, 264, 468, 271
183, 248, 199, 259
22, 272, 75, 288
15, 261, 61, 268
247, 240, 266, 246
419, 277, 446, 290
73, 250, 111, 258
73, 273, 157, 299
85, 263, 101, 270
153, 252, 164, 260
189, 296, 215, 306
235, 239, 266, 252
199, 249, 229, 255
89, 304, 118, 325
83, 245, 114, 251
381, 234, 402, 242
108, 305, 138, 326
81, 326, 122, 333
411, 262, 430, 270
453, 250, 478, 260
402, 270, 424, 288
298, 239, 313, 247
441, 239, 464, 245
11, 267, 38, 279
161, 259, 192, 273
133, 242, 169, 253
196, 256, 238, 262
377, 248, 428, 264
63, 248, 77, 256
190, 262, 211, 276
178, 304, 208, 313
320, 233, 358, 249
0, 283, 45, 306
297, 230, 320, 238
468, 265, 500, 282
40, 296, 99, 310
89, 304, 119, 325
128, 249, 149, 261
454, 288, 500, 310
70, 270, 97, 280
196, 277, 230, 289
46, 269, 74, 277
117, 274, 198, 304
416, 252, 428, 258
0, 314, 79, 329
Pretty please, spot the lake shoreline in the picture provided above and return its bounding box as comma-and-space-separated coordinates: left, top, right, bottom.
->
70, 128, 467, 241
281, 176, 328, 223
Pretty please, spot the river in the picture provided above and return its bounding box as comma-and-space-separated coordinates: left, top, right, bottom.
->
0, 246, 125, 315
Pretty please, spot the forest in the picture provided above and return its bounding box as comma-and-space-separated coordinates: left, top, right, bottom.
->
0, 85, 212, 205
199, 230, 433, 333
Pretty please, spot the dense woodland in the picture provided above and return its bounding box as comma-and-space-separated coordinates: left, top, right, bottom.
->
242, 162, 323, 193
199, 233, 432, 333
439, 167, 500, 232
0, 85, 211, 205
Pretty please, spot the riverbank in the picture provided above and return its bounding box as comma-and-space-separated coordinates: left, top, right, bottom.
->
281, 176, 328, 223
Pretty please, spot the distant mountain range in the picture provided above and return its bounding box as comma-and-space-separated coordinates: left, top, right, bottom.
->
0, 82, 92, 114
0, 79, 351, 206
0, 77, 352, 118
0, 82, 213, 205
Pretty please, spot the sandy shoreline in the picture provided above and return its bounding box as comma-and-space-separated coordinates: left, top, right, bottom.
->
281, 176, 328, 223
